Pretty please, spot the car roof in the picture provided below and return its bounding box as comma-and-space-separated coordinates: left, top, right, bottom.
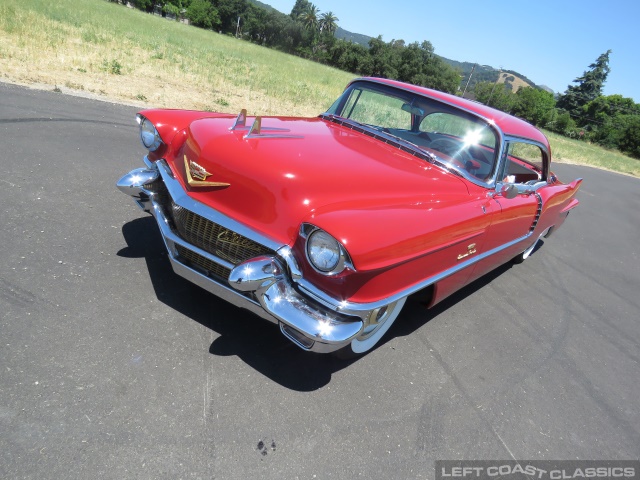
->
352, 77, 550, 150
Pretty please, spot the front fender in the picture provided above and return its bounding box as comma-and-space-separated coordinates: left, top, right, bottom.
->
139, 109, 234, 159
297, 196, 492, 303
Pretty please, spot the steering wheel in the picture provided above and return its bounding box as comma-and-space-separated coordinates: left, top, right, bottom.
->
429, 138, 472, 169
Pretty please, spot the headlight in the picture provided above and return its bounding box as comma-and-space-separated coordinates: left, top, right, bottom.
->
137, 114, 162, 151
307, 229, 341, 273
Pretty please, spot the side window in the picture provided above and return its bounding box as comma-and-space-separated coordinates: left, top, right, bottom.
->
502, 142, 546, 184
341, 89, 411, 130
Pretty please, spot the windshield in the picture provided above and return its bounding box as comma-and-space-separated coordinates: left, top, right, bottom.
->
326, 81, 500, 182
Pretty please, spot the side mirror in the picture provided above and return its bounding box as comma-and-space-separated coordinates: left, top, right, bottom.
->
499, 183, 519, 199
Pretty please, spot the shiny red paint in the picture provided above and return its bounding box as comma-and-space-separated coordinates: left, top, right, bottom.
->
139, 78, 581, 307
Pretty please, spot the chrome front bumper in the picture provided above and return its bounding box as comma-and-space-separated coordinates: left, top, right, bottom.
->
117, 159, 364, 353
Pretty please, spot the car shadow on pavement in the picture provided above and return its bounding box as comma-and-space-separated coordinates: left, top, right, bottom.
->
118, 216, 521, 391
118, 217, 361, 391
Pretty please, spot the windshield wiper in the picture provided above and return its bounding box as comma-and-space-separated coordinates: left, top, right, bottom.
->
320, 114, 441, 166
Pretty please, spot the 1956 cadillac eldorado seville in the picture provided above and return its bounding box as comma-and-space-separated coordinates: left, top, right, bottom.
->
117, 77, 582, 356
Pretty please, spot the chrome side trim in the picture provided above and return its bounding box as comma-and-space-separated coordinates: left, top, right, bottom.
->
300, 223, 355, 276
119, 160, 365, 353
227, 256, 364, 352
295, 232, 534, 318
530, 193, 543, 233
150, 178, 362, 353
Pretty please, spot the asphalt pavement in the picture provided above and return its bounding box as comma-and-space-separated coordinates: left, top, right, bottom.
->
1, 81, 639, 479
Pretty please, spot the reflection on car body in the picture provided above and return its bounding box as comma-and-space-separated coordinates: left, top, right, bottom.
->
117, 78, 582, 356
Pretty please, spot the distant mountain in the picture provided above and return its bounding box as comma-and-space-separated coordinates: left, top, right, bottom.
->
258, 1, 551, 94
335, 27, 372, 47
247, 0, 279, 13
335, 27, 546, 94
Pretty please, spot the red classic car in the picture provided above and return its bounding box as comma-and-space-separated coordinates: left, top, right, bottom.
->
117, 77, 582, 356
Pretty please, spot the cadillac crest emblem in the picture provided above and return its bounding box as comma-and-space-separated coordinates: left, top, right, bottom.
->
184, 155, 230, 188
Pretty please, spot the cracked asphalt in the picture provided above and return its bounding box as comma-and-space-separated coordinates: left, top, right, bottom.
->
1, 81, 639, 479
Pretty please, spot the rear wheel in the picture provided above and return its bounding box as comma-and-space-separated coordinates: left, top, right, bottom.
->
513, 227, 552, 264
512, 238, 539, 264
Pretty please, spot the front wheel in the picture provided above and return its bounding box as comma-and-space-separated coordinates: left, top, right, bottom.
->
334, 297, 407, 358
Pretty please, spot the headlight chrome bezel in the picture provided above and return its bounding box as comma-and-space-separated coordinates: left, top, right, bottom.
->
302, 224, 352, 275
137, 114, 162, 152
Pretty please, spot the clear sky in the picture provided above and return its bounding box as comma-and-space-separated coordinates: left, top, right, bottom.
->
264, 0, 640, 102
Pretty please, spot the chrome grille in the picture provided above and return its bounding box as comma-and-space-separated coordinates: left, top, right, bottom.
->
175, 245, 231, 280
170, 202, 274, 266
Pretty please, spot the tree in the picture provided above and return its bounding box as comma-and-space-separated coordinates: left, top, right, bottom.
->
474, 81, 518, 113
556, 50, 612, 120
186, 0, 220, 29
289, 0, 311, 19
163, 2, 180, 19
582, 96, 640, 150
215, 0, 249, 33
367, 36, 398, 79
298, 3, 320, 31
513, 87, 556, 126
132, 0, 154, 12
583, 94, 640, 124
319, 11, 338, 35
618, 116, 640, 159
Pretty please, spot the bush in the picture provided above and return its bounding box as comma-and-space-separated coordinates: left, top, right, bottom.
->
618, 117, 640, 159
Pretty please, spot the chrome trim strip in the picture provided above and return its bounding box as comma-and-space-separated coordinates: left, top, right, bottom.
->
121, 160, 364, 353
295, 232, 534, 318
148, 181, 362, 353
155, 160, 284, 253
160, 227, 362, 353
300, 223, 354, 276
495, 136, 551, 197
124, 147, 548, 351
277, 245, 303, 281
331, 78, 507, 189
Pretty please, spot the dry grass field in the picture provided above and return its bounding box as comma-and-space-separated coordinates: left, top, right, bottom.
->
1, 0, 638, 176
0, 0, 353, 116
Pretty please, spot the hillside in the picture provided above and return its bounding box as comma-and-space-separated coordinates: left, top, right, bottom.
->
1, 0, 636, 176
335, 26, 372, 47
306, 7, 546, 94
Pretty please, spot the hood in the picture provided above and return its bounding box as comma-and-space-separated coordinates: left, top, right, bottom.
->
170, 115, 470, 245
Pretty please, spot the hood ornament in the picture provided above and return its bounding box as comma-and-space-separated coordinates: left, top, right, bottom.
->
184, 155, 230, 188
229, 108, 304, 140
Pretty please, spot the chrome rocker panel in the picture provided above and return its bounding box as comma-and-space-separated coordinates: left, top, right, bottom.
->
117, 159, 364, 353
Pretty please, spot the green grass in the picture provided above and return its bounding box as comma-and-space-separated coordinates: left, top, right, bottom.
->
1, 0, 639, 176
544, 130, 640, 177
0, 0, 354, 115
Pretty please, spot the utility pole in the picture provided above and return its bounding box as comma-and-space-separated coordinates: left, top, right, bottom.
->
487, 67, 503, 107
461, 63, 476, 98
